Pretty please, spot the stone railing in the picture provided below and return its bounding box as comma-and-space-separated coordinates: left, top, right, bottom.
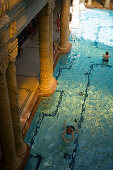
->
0, 0, 21, 18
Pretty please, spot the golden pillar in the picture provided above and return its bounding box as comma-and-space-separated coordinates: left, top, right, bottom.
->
58, 0, 72, 54
38, 4, 57, 97
49, 8, 55, 81
7, 39, 27, 159
67, 0, 70, 38
104, 0, 110, 8
0, 48, 19, 170
87, 0, 92, 6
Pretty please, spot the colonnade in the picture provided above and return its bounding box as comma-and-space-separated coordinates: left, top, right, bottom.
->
0, 0, 71, 169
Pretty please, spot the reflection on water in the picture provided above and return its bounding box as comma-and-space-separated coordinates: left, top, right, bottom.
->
25, 9, 113, 170
40, 95, 56, 112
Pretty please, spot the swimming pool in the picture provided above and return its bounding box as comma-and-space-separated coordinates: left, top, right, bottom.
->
25, 9, 113, 170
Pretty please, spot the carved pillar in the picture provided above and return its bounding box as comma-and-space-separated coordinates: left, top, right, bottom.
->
104, 0, 110, 8
7, 39, 27, 158
0, 48, 19, 170
49, 8, 54, 81
87, 0, 92, 6
39, 4, 57, 97
58, 0, 72, 54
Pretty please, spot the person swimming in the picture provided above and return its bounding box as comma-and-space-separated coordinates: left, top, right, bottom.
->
102, 51, 110, 63
62, 120, 78, 143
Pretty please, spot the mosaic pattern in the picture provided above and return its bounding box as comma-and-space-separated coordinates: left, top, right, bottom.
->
25, 9, 113, 170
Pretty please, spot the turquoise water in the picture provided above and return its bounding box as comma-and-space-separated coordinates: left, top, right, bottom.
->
25, 9, 113, 170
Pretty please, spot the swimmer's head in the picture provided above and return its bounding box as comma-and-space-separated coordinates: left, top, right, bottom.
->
67, 126, 72, 134
74, 119, 77, 123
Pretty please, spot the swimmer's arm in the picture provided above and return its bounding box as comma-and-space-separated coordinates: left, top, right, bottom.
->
63, 121, 66, 129
62, 130, 68, 143
103, 55, 110, 58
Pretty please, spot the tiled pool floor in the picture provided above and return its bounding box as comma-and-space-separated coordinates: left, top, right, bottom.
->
25, 9, 113, 170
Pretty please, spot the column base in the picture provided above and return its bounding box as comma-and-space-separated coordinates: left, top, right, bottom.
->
16, 143, 27, 159
0, 157, 21, 170
0, 144, 30, 170
38, 78, 57, 97
19, 144, 30, 170
58, 41, 72, 55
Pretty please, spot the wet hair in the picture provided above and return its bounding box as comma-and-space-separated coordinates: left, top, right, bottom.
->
106, 51, 109, 55
66, 125, 75, 134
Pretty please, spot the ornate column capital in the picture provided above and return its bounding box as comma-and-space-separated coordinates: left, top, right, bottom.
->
46, 0, 56, 12
40, 0, 56, 16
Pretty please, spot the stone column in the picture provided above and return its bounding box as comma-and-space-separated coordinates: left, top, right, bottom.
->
0, 48, 19, 170
67, 0, 70, 38
49, 8, 54, 80
104, 0, 110, 8
7, 39, 27, 159
87, 0, 92, 6
38, 4, 57, 97
58, 0, 72, 54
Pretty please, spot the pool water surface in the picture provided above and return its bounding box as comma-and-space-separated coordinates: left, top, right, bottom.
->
25, 9, 113, 170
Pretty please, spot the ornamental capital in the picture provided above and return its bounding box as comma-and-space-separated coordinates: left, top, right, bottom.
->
46, 0, 56, 10
39, 1, 55, 17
